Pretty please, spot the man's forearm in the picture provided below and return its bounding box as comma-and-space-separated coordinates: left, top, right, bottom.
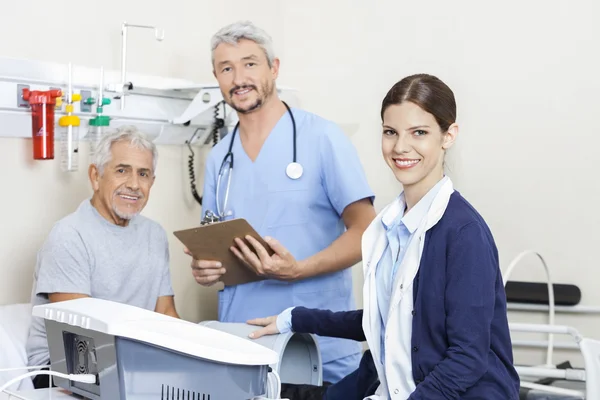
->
155, 296, 180, 319
298, 227, 363, 279
164, 307, 180, 319
292, 198, 375, 280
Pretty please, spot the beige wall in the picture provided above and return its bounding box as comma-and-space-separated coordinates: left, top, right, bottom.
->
1, 0, 599, 367
0, 0, 285, 323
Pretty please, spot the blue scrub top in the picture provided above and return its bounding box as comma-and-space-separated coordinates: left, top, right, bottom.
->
201, 106, 375, 372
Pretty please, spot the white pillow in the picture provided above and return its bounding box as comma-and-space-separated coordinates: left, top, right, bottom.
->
0, 303, 34, 392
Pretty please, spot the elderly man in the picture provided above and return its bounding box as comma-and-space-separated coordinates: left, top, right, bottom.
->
25, 125, 179, 389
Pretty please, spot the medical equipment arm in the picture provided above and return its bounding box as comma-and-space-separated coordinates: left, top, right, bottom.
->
409, 222, 501, 399
299, 198, 376, 279
291, 306, 366, 342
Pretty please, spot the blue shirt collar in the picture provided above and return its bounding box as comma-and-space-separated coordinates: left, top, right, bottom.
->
382, 176, 449, 234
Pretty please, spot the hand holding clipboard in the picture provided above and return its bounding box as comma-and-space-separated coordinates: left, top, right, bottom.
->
175, 211, 303, 286
229, 232, 302, 281
175, 213, 275, 286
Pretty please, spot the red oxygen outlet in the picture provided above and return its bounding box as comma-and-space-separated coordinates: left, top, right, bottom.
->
22, 88, 62, 160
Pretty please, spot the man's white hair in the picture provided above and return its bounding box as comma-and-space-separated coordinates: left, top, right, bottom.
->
211, 20, 275, 68
92, 125, 158, 175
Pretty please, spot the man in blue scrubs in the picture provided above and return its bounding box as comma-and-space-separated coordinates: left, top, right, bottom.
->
188, 20, 376, 384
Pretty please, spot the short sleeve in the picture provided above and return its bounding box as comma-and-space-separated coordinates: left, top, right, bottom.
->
319, 123, 375, 215
35, 225, 91, 297
157, 228, 175, 297
200, 151, 218, 223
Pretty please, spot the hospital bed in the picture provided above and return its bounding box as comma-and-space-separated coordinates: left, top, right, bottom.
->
0, 303, 35, 395
505, 251, 600, 400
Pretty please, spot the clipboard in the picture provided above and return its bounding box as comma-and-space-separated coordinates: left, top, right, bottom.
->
173, 217, 275, 286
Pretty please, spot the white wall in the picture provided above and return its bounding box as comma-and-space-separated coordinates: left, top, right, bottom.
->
1, 0, 599, 368
279, 0, 600, 367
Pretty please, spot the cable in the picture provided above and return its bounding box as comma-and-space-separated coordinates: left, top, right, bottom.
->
266, 367, 281, 399
186, 102, 225, 205
212, 103, 225, 146
186, 127, 203, 205
0, 366, 48, 373
0, 370, 95, 394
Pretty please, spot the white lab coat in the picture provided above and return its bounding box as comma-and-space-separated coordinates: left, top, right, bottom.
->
361, 178, 454, 400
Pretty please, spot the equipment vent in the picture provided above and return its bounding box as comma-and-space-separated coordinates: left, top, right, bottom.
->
161, 384, 211, 400
75, 338, 89, 374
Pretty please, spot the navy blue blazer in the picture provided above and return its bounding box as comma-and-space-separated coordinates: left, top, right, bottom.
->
292, 191, 521, 399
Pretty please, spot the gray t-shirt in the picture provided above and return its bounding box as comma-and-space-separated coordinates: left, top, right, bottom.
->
26, 199, 174, 367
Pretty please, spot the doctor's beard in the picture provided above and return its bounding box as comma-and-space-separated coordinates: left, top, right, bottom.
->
227, 79, 276, 114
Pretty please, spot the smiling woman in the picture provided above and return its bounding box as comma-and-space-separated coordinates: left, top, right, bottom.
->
89, 126, 158, 226
380, 74, 458, 212
247, 74, 521, 400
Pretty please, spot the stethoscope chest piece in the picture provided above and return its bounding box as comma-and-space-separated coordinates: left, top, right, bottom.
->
286, 162, 303, 180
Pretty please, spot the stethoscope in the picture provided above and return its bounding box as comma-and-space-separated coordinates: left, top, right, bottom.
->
215, 101, 302, 220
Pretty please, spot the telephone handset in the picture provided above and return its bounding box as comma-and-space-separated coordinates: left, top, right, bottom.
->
186, 102, 227, 205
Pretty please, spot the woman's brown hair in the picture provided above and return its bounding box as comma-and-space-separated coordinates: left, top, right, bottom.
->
380, 74, 456, 132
